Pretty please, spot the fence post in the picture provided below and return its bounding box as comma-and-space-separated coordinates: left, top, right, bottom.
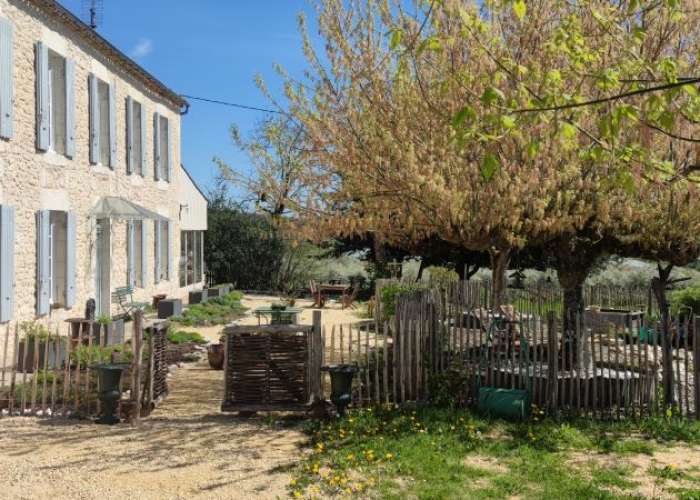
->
694, 315, 700, 420
130, 310, 143, 424
547, 312, 559, 418
310, 310, 323, 402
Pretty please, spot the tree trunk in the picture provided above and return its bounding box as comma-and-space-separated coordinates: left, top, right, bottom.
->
556, 267, 591, 371
652, 263, 674, 408
416, 259, 427, 282
489, 248, 511, 311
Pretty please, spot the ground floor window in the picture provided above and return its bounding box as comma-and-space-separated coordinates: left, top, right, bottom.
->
127, 220, 144, 288
154, 220, 170, 283
48, 211, 67, 306
37, 209, 76, 315
179, 230, 204, 287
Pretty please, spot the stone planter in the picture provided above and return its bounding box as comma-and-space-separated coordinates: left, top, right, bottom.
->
17, 338, 67, 372
189, 289, 208, 305
158, 298, 183, 319
207, 284, 231, 299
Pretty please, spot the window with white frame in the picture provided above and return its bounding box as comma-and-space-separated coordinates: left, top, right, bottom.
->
179, 230, 204, 287
47, 50, 67, 155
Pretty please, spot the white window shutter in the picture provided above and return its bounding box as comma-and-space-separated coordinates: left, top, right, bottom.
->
36, 210, 50, 316
126, 96, 133, 174
0, 19, 14, 140
108, 82, 116, 168
166, 220, 172, 280
141, 221, 148, 286
153, 112, 161, 180
166, 118, 172, 182
65, 211, 76, 308
0, 205, 15, 322
88, 73, 99, 164
65, 58, 75, 158
154, 220, 161, 283
35, 42, 49, 151
140, 104, 147, 177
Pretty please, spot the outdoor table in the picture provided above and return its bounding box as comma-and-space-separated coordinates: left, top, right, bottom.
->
253, 307, 303, 325
315, 283, 351, 308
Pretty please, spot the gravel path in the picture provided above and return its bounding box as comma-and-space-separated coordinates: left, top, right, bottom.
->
0, 359, 305, 499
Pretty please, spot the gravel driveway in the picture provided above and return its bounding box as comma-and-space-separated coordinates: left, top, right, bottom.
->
0, 360, 305, 499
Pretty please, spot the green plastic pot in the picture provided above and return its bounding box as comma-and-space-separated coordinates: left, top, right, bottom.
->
477, 387, 531, 421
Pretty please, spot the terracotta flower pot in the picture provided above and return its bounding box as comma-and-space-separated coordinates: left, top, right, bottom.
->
208, 343, 225, 370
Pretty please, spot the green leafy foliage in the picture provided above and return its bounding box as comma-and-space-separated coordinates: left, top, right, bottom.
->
379, 282, 422, 319
170, 291, 247, 327
19, 321, 50, 341
167, 329, 206, 345
670, 285, 700, 316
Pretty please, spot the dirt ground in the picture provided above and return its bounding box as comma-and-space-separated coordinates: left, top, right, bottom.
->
0, 294, 364, 500
189, 293, 369, 343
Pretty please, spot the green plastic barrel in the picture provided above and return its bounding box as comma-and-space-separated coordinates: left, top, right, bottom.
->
477, 387, 531, 421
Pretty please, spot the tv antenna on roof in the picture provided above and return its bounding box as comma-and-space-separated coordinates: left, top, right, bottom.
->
81, 0, 104, 30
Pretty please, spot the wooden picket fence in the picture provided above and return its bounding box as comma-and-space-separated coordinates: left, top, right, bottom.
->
0, 311, 169, 420
327, 281, 699, 419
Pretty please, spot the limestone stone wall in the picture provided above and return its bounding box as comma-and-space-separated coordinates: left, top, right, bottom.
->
0, 0, 202, 324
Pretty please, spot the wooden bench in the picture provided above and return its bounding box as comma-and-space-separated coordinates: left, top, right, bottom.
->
113, 285, 149, 317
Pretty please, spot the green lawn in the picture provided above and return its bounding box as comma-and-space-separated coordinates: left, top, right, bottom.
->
287, 406, 700, 498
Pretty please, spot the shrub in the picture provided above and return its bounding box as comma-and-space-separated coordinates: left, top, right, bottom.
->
380, 282, 421, 319
670, 286, 700, 316
167, 329, 206, 345
425, 266, 459, 291
19, 321, 49, 340
171, 291, 247, 326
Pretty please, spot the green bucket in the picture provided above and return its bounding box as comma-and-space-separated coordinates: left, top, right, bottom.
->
477, 387, 531, 421
476, 318, 532, 421
638, 326, 656, 345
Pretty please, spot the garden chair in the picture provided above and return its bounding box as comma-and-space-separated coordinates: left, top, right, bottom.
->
309, 280, 324, 308
342, 282, 360, 309
113, 285, 149, 318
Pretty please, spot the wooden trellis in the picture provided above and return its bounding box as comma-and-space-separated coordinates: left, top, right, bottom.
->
221, 311, 322, 413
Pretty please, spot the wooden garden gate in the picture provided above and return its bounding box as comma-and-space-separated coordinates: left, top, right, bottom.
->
221, 311, 322, 412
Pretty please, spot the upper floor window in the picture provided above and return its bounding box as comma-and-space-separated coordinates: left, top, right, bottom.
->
47, 50, 66, 155
127, 97, 146, 176
154, 112, 171, 182
89, 73, 116, 168
36, 42, 75, 157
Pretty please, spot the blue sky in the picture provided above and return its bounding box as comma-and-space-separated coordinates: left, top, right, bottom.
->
58, 0, 316, 197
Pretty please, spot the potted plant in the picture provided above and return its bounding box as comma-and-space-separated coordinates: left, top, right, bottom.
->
16, 321, 66, 371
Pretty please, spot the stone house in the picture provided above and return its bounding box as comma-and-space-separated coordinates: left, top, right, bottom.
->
0, 0, 207, 325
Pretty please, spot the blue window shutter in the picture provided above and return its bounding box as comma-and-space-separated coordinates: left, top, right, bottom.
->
140, 104, 147, 177
153, 112, 161, 180
126, 221, 135, 287
88, 73, 99, 164
154, 220, 161, 283
36, 210, 50, 316
65, 211, 76, 308
35, 42, 49, 151
108, 82, 116, 168
126, 96, 133, 174
166, 220, 172, 280
140, 221, 148, 286
0, 19, 14, 140
166, 118, 172, 182
65, 58, 75, 158
0, 205, 15, 322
